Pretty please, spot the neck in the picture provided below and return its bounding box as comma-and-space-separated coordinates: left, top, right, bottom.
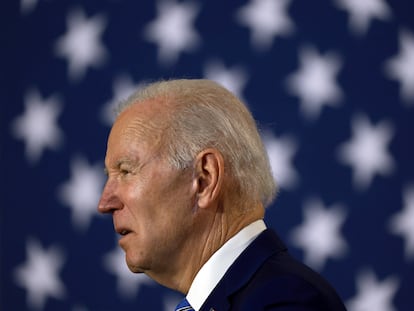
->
151, 202, 264, 294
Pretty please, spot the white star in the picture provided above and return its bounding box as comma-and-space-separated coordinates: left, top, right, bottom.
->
14, 239, 66, 309
335, 0, 391, 35
337, 114, 395, 190
389, 185, 414, 260
103, 244, 154, 298
100, 75, 144, 126
385, 30, 414, 104
286, 46, 343, 120
289, 198, 347, 270
20, 0, 38, 15
346, 270, 399, 311
204, 60, 248, 101
55, 8, 107, 81
58, 157, 106, 232
236, 0, 294, 51
262, 131, 299, 190
11, 88, 63, 164
143, 0, 200, 66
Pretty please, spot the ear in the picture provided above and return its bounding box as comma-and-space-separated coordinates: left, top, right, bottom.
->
192, 148, 224, 209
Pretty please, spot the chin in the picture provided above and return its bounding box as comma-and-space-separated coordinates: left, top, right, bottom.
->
126, 261, 144, 273
125, 255, 147, 274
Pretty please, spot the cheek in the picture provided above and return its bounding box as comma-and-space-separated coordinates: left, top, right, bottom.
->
156, 195, 194, 240
125, 172, 193, 236
118, 183, 153, 232
121, 177, 149, 209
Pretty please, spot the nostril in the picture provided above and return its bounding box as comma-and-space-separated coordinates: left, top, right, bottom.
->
98, 180, 122, 213
97, 201, 108, 213
97, 200, 110, 214
98, 193, 123, 214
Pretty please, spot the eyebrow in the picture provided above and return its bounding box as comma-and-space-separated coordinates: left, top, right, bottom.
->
104, 156, 140, 175
116, 157, 139, 169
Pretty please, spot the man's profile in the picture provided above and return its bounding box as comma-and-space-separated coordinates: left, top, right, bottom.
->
98, 79, 346, 310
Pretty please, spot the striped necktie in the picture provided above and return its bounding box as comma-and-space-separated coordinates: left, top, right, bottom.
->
175, 298, 194, 311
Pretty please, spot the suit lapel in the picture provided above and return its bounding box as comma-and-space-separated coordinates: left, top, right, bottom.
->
200, 229, 287, 311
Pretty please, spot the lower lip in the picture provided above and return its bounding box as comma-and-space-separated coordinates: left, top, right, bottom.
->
118, 232, 132, 245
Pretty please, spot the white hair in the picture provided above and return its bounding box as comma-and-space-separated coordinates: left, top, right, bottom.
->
118, 79, 277, 208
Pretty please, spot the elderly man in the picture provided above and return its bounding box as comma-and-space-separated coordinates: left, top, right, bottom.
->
98, 79, 346, 311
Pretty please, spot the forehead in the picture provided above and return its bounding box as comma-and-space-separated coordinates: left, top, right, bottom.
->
106, 100, 168, 162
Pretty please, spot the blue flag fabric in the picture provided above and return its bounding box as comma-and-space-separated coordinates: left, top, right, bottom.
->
1, 1, 414, 310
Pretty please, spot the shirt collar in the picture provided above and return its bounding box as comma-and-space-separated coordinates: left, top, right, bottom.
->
186, 219, 267, 311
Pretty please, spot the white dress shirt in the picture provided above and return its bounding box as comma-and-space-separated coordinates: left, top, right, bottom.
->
186, 219, 267, 311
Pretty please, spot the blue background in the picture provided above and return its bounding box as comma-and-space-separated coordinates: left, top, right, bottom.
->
2, 0, 414, 310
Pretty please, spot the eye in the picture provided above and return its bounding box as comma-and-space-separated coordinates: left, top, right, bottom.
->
116, 160, 136, 177
120, 168, 130, 176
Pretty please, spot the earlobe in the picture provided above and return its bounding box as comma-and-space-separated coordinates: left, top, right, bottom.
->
193, 149, 224, 209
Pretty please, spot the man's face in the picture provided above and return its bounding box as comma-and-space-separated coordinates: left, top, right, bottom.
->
98, 103, 195, 276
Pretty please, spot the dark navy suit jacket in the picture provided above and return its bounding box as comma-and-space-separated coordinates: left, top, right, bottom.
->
200, 229, 347, 311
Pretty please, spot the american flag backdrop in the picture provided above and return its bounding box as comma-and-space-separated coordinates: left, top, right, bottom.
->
1, 0, 414, 310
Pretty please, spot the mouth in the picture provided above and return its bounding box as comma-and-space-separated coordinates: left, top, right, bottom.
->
116, 227, 132, 236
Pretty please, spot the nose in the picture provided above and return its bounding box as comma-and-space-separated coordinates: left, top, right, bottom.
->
98, 179, 123, 214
